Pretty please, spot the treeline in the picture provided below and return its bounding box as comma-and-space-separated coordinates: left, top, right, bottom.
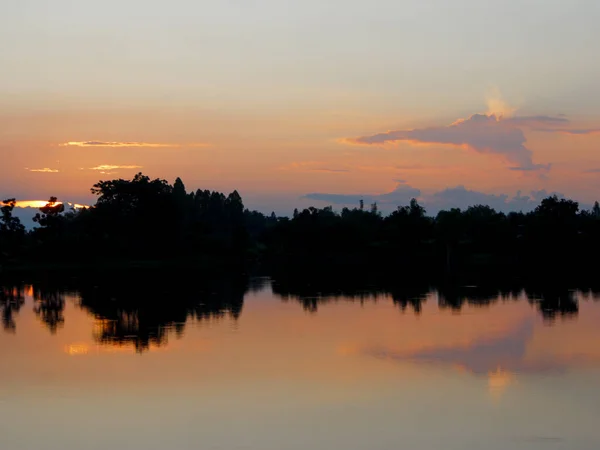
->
1, 173, 276, 264
265, 197, 600, 273
2, 172, 600, 271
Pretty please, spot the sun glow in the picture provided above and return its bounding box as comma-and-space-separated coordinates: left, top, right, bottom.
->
1, 200, 88, 209
488, 367, 514, 401
485, 87, 516, 119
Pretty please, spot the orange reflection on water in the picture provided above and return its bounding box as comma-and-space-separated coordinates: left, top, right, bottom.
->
487, 367, 515, 401
65, 343, 89, 356
2, 284, 600, 400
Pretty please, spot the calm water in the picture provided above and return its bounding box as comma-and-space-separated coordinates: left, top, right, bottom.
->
1, 276, 600, 450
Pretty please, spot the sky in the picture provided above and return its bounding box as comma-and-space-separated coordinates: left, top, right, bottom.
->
1, 0, 600, 215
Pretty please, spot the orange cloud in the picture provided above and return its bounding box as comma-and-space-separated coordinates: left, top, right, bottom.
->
26, 168, 59, 173
60, 141, 178, 148
343, 114, 555, 172
89, 165, 143, 171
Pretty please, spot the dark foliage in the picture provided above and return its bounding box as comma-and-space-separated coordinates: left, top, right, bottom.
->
1, 174, 600, 274
264, 194, 597, 275
1, 173, 269, 264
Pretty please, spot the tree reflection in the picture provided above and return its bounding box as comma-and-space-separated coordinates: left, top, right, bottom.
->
76, 271, 249, 352
0, 269, 596, 343
271, 271, 581, 321
390, 288, 428, 315
0, 284, 25, 332
437, 284, 521, 311
271, 270, 397, 313
271, 270, 431, 315
0, 269, 251, 352
526, 288, 578, 322
32, 286, 65, 334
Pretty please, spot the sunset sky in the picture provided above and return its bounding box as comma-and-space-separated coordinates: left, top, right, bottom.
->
2, 0, 600, 214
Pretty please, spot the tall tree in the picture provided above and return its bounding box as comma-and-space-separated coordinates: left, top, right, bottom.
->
0, 199, 26, 261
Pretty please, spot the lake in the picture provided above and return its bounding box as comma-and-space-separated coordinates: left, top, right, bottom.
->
1, 274, 600, 450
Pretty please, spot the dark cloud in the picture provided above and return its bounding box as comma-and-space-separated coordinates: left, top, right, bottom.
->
428, 186, 570, 212
503, 115, 569, 126
535, 128, 600, 135
304, 183, 421, 207
303, 184, 576, 214
347, 114, 557, 172
508, 166, 545, 171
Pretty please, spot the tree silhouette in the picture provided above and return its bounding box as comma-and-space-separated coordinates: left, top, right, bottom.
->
0, 199, 25, 261
593, 201, 600, 218
33, 197, 65, 227
435, 208, 464, 269
1, 173, 600, 276
1, 199, 25, 234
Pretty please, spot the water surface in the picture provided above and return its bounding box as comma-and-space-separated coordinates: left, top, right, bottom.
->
1, 277, 599, 450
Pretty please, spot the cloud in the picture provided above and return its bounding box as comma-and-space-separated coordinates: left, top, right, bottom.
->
535, 128, 600, 135
426, 186, 584, 213
508, 167, 543, 172
304, 182, 421, 207
89, 165, 143, 171
60, 141, 179, 148
346, 114, 552, 171
26, 168, 59, 173
427, 186, 557, 212
303, 183, 575, 214
503, 116, 570, 127
584, 168, 600, 173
